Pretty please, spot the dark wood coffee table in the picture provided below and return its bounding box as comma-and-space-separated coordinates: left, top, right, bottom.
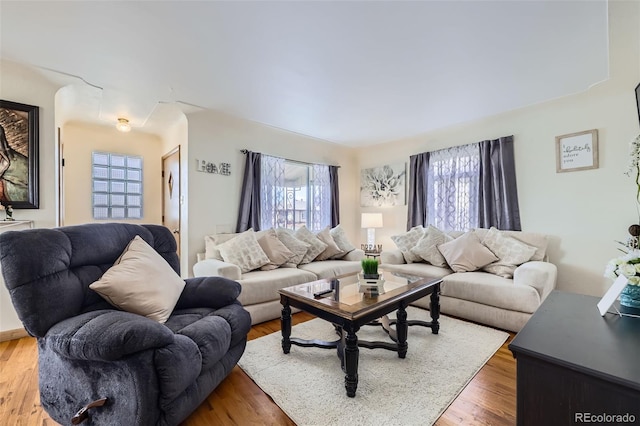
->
279, 269, 442, 397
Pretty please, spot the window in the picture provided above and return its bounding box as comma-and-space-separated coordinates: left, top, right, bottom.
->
92, 152, 143, 219
260, 156, 331, 231
427, 144, 479, 231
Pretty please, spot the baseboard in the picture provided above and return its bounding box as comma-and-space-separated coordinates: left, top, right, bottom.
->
0, 327, 29, 342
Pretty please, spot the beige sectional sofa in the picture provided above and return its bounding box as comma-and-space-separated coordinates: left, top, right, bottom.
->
193, 226, 365, 325
381, 226, 557, 332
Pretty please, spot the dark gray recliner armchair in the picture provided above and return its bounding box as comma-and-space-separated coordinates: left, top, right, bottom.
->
0, 223, 251, 425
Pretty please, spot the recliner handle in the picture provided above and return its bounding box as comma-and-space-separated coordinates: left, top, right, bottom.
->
71, 397, 108, 424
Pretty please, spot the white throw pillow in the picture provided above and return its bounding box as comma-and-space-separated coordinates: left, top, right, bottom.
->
275, 229, 310, 266
257, 228, 296, 271
329, 225, 357, 258
391, 225, 425, 263
89, 235, 185, 323
218, 229, 271, 273
410, 225, 453, 267
294, 225, 328, 264
481, 227, 537, 278
315, 226, 345, 261
437, 231, 499, 273
204, 233, 238, 260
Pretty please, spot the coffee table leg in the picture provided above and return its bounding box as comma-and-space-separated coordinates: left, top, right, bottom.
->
396, 305, 408, 358
281, 301, 292, 354
344, 329, 359, 397
430, 285, 440, 335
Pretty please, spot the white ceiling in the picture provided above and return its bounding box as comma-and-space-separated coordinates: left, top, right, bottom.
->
0, 1, 609, 146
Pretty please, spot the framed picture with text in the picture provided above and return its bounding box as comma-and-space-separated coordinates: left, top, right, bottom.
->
0, 100, 39, 208
555, 129, 598, 173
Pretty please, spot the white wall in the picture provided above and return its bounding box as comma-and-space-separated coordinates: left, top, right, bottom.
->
186, 111, 359, 276
356, 0, 640, 297
62, 121, 163, 225
0, 60, 60, 332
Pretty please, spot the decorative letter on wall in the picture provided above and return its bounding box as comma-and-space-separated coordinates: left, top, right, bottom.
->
195, 159, 231, 176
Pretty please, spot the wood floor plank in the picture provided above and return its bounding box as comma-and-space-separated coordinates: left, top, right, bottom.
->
0, 312, 516, 425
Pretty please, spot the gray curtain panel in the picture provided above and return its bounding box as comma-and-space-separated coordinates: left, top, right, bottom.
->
478, 135, 522, 230
406, 152, 430, 230
236, 150, 262, 232
329, 165, 340, 227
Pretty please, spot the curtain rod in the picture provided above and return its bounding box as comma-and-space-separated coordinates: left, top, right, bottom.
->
240, 149, 340, 168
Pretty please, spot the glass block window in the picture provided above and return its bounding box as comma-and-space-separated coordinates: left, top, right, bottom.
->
92, 152, 143, 219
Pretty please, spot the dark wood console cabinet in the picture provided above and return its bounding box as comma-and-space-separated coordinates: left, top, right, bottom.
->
509, 291, 640, 425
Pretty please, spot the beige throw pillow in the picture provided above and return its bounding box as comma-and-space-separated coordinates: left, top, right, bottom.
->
315, 227, 345, 261
257, 229, 296, 271
218, 229, 270, 273
89, 235, 185, 323
391, 226, 424, 263
410, 225, 453, 267
204, 233, 238, 260
294, 226, 328, 264
329, 225, 357, 259
275, 229, 310, 266
481, 227, 537, 278
437, 231, 499, 273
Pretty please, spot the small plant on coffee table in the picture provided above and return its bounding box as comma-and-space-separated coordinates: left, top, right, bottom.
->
361, 258, 379, 279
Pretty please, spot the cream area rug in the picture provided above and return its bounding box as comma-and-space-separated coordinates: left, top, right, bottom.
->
238, 307, 509, 426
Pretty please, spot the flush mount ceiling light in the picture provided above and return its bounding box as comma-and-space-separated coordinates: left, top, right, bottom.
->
116, 118, 131, 132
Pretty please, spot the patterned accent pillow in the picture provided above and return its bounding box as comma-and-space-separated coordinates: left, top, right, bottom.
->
329, 224, 356, 258
217, 229, 270, 273
204, 233, 238, 260
437, 231, 499, 273
410, 225, 453, 267
390, 226, 424, 263
294, 226, 328, 264
481, 227, 537, 278
315, 226, 345, 261
257, 229, 296, 271
275, 228, 310, 266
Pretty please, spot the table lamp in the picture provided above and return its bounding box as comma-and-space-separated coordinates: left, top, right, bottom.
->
361, 213, 383, 252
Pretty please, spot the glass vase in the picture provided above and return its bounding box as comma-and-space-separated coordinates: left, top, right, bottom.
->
619, 284, 640, 309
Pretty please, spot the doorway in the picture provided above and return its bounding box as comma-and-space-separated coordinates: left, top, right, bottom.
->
162, 146, 181, 253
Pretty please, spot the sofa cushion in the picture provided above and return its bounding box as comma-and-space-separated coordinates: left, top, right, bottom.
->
218, 229, 270, 273
205, 233, 238, 260
381, 263, 453, 279
411, 225, 453, 267
481, 227, 537, 278
275, 229, 310, 266
329, 225, 357, 258
298, 260, 363, 279
473, 228, 548, 261
441, 272, 541, 314
89, 236, 185, 323
257, 229, 295, 270
315, 227, 345, 261
391, 226, 424, 263
238, 268, 317, 306
437, 231, 498, 273
294, 226, 328, 264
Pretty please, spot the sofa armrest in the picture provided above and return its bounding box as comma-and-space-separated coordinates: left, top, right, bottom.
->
342, 249, 365, 261
193, 259, 242, 280
45, 310, 174, 362
176, 276, 242, 310
513, 261, 558, 302
381, 249, 405, 265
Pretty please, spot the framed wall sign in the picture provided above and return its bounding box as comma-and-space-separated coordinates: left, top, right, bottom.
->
555, 129, 598, 173
0, 100, 39, 208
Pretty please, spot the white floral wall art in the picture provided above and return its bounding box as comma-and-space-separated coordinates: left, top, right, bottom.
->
360, 163, 406, 207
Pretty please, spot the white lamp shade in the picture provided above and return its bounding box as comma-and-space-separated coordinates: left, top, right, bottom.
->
361, 213, 383, 228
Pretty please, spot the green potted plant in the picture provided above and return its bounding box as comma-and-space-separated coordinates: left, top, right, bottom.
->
361, 258, 380, 279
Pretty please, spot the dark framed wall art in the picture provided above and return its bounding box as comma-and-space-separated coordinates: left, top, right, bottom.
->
0, 100, 39, 209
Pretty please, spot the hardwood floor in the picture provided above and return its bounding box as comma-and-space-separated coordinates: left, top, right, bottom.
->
0, 313, 516, 425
